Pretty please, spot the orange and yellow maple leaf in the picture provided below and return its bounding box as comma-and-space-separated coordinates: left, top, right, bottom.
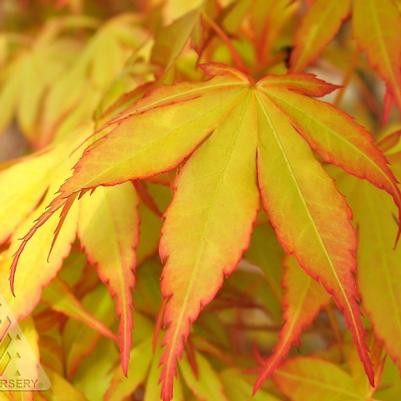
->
10, 64, 401, 400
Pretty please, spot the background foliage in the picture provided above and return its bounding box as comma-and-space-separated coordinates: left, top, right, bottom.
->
1, 0, 401, 400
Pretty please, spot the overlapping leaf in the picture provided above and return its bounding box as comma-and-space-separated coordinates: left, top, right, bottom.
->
63, 286, 116, 378
288, 0, 401, 119
41, 15, 146, 143
255, 256, 329, 389
290, 0, 351, 72
0, 149, 57, 243
78, 182, 139, 374
42, 278, 116, 341
251, 0, 299, 66
0, 149, 80, 324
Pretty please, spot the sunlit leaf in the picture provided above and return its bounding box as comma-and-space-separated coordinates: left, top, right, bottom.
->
78, 183, 139, 374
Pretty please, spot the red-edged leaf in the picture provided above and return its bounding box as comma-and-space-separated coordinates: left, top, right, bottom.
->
257, 74, 339, 97
78, 182, 139, 374
0, 155, 79, 323
10, 67, 393, 398
59, 72, 249, 195
255, 92, 374, 387
159, 94, 259, 401
262, 85, 401, 229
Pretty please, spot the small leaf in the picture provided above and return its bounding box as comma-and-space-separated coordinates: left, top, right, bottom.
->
42, 278, 116, 341
151, 9, 200, 72
73, 337, 119, 401
244, 223, 284, 319
144, 344, 184, 401
221, 369, 280, 401
104, 338, 153, 401
180, 352, 229, 401
0, 149, 57, 244
273, 357, 366, 401
63, 286, 116, 378
136, 183, 172, 264
255, 256, 329, 389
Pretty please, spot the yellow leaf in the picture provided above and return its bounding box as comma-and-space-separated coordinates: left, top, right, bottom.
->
180, 352, 229, 401
160, 93, 259, 399
273, 357, 366, 401
0, 150, 57, 244
78, 183, 139, 374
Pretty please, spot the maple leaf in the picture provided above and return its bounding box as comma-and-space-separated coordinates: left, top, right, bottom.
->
254, 256, 330, 390
78, 182, 139, 375
10, 64, 401, 400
